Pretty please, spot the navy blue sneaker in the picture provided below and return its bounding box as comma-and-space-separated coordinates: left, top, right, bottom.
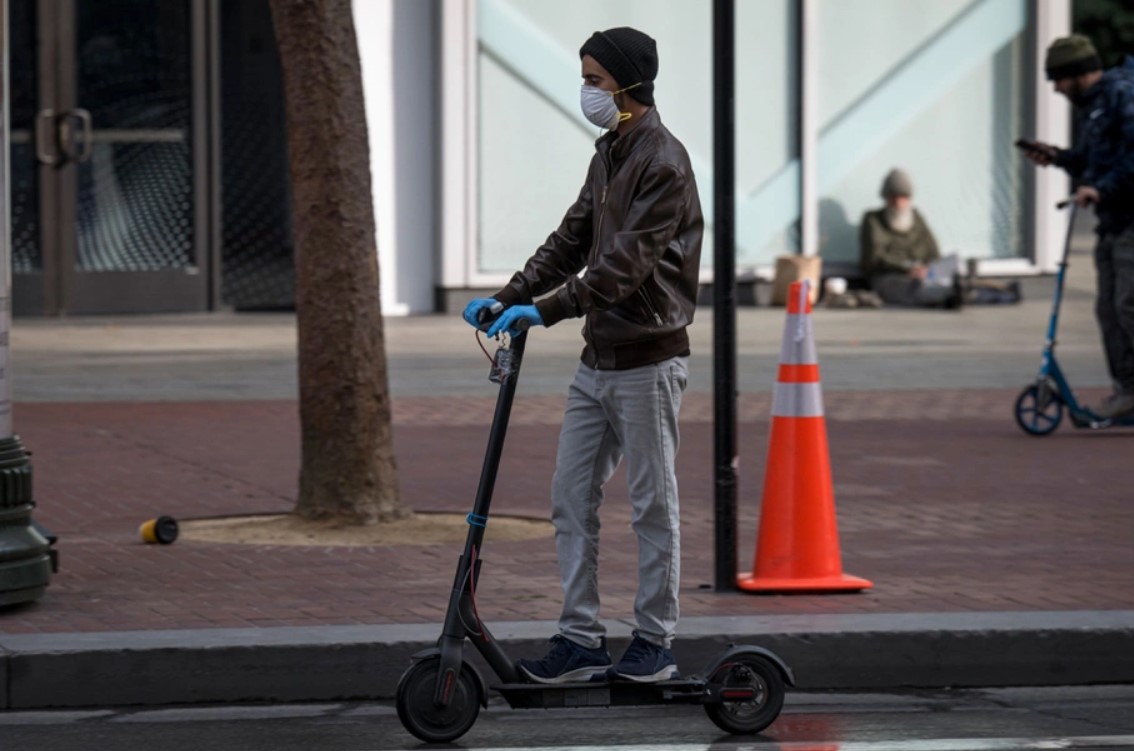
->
611, 632, 678, 682
519, 635, 612, 684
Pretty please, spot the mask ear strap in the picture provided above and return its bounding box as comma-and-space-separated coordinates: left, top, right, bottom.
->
611, 82, 641, 123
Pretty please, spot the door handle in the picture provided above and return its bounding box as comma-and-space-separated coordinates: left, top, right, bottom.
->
59, 108, 94, 164
35, 109, 60, 165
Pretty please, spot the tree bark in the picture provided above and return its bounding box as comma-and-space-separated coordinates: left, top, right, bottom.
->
268, 0, 405, 524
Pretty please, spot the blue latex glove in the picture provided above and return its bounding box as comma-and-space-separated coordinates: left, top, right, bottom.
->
462, 298, 500, 328
487, 304, 543, 338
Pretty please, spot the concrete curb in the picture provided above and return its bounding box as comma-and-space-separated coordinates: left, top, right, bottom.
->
2, 611, 1133, 709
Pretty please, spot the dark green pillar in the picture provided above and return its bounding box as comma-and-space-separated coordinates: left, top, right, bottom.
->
0, 0, 51, 606
0, 436, 50, 606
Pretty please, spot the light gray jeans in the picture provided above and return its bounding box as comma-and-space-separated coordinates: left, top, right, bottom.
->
551, 356, 688, 650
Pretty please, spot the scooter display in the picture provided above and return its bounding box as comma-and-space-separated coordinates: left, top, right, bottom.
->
395, 304, 794, 743
1015, 203, 1134, 435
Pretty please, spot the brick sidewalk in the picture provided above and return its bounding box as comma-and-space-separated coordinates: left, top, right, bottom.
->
2, 389, 1132, 635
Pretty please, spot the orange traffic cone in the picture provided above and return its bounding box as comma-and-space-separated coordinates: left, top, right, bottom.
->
738, 280, 872, 593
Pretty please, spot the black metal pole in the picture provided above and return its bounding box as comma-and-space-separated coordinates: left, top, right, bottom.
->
712, 0, 737, 592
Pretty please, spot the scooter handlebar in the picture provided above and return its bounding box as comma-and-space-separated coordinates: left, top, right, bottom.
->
475, 302, 531, 334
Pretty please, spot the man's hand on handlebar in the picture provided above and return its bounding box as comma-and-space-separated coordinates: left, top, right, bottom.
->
463, 298, 499, 328
1072, 185, 1100, 208
487, 304, 543, 338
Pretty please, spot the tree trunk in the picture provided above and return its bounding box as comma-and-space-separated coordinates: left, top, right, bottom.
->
268, 0, 405, 524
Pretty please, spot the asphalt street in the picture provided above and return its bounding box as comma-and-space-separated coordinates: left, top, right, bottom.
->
2, 686, 1134, 751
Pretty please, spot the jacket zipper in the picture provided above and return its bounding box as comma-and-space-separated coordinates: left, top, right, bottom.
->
595, 185, 609, 242
638, 286, 663, 326
594, 148, 612, 249
586, 183, 610, 352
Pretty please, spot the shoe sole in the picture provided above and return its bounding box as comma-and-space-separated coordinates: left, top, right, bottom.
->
519, 663, 612, 684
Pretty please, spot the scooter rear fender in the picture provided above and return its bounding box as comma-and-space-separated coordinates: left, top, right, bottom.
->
408, 646, 489, 708
698, 644, 796, 687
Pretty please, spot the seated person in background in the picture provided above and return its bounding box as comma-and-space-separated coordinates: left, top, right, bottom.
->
859, 168, 963, 309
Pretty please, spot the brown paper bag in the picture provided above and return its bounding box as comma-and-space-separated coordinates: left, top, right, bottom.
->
771, 255, 822, 306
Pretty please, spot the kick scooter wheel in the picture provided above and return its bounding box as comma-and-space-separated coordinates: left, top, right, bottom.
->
703, 653, 785, 734
395, 656, 482, 743
1014, 384, 1064, 436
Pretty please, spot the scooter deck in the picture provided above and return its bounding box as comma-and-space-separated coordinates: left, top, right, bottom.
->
1069, 410, 1134, 429
492, 676, 753, 709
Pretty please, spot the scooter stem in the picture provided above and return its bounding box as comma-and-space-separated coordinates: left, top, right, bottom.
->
435, 331, 528, 704
1044, 204, 1078, 355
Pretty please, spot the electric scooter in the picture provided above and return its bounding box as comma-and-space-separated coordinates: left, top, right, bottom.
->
395, 304, 794, 743
1014, 202, 1134, 435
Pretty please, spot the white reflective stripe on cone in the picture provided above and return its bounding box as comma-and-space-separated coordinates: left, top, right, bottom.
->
779, 314, 818, 365
771, 381, 825, 418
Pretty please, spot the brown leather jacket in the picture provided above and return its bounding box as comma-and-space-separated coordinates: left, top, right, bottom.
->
493, 108, 703, 370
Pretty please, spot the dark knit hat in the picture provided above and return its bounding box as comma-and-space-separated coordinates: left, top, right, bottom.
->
579, 27, 658, 106
881, 168, 913, 198
1045, 35, 1102, 81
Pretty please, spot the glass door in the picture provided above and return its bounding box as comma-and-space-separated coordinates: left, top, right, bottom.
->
10, 0, 45, 313
18, 0, 210, 315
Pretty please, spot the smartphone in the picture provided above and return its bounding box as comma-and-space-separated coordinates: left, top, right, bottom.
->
1014, 138, 1051, 155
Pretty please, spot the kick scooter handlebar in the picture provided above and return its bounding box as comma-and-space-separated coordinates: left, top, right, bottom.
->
1056, 196, 1095, 210
475, 301, 531, 333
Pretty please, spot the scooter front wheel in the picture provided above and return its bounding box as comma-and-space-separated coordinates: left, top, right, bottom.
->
1014, 383, 1063, 436
703, 654, 785, 735
395, 656, 481, 743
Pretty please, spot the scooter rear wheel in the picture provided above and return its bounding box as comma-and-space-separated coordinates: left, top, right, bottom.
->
1014, 383, 1063, 436
395, 656, 481, 743
703, 654, 785, 735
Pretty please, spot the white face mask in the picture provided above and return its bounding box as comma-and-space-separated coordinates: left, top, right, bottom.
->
580, 84, 638, 130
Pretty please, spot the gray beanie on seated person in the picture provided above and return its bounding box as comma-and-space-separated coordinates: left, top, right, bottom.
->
881, 168, 913, 198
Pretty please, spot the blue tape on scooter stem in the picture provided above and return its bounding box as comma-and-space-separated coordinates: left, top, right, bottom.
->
466, 513, 488, 528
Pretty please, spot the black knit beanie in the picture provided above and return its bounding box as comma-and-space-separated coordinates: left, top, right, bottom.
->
579, 27, 658, 106
1045, 35, 1102, 81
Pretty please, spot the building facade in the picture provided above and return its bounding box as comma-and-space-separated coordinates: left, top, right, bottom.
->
13, 0, 1072, 316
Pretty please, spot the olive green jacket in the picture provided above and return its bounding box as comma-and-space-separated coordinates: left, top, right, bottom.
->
859, 208, 940, 277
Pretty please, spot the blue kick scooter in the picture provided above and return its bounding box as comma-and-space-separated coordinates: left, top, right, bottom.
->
1014, 202, 1134, 435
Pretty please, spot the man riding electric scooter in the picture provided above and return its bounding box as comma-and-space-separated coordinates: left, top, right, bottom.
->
397, 26, 790, 744
463, 26, 702, 685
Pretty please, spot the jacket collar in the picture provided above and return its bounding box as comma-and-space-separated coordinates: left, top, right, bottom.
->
597, 107, 660, 162
1080, 76, 1106, 107
1082, 58, 1134, 107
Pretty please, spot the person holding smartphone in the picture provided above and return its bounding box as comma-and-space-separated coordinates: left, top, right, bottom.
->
1021, 35, 1134, 419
